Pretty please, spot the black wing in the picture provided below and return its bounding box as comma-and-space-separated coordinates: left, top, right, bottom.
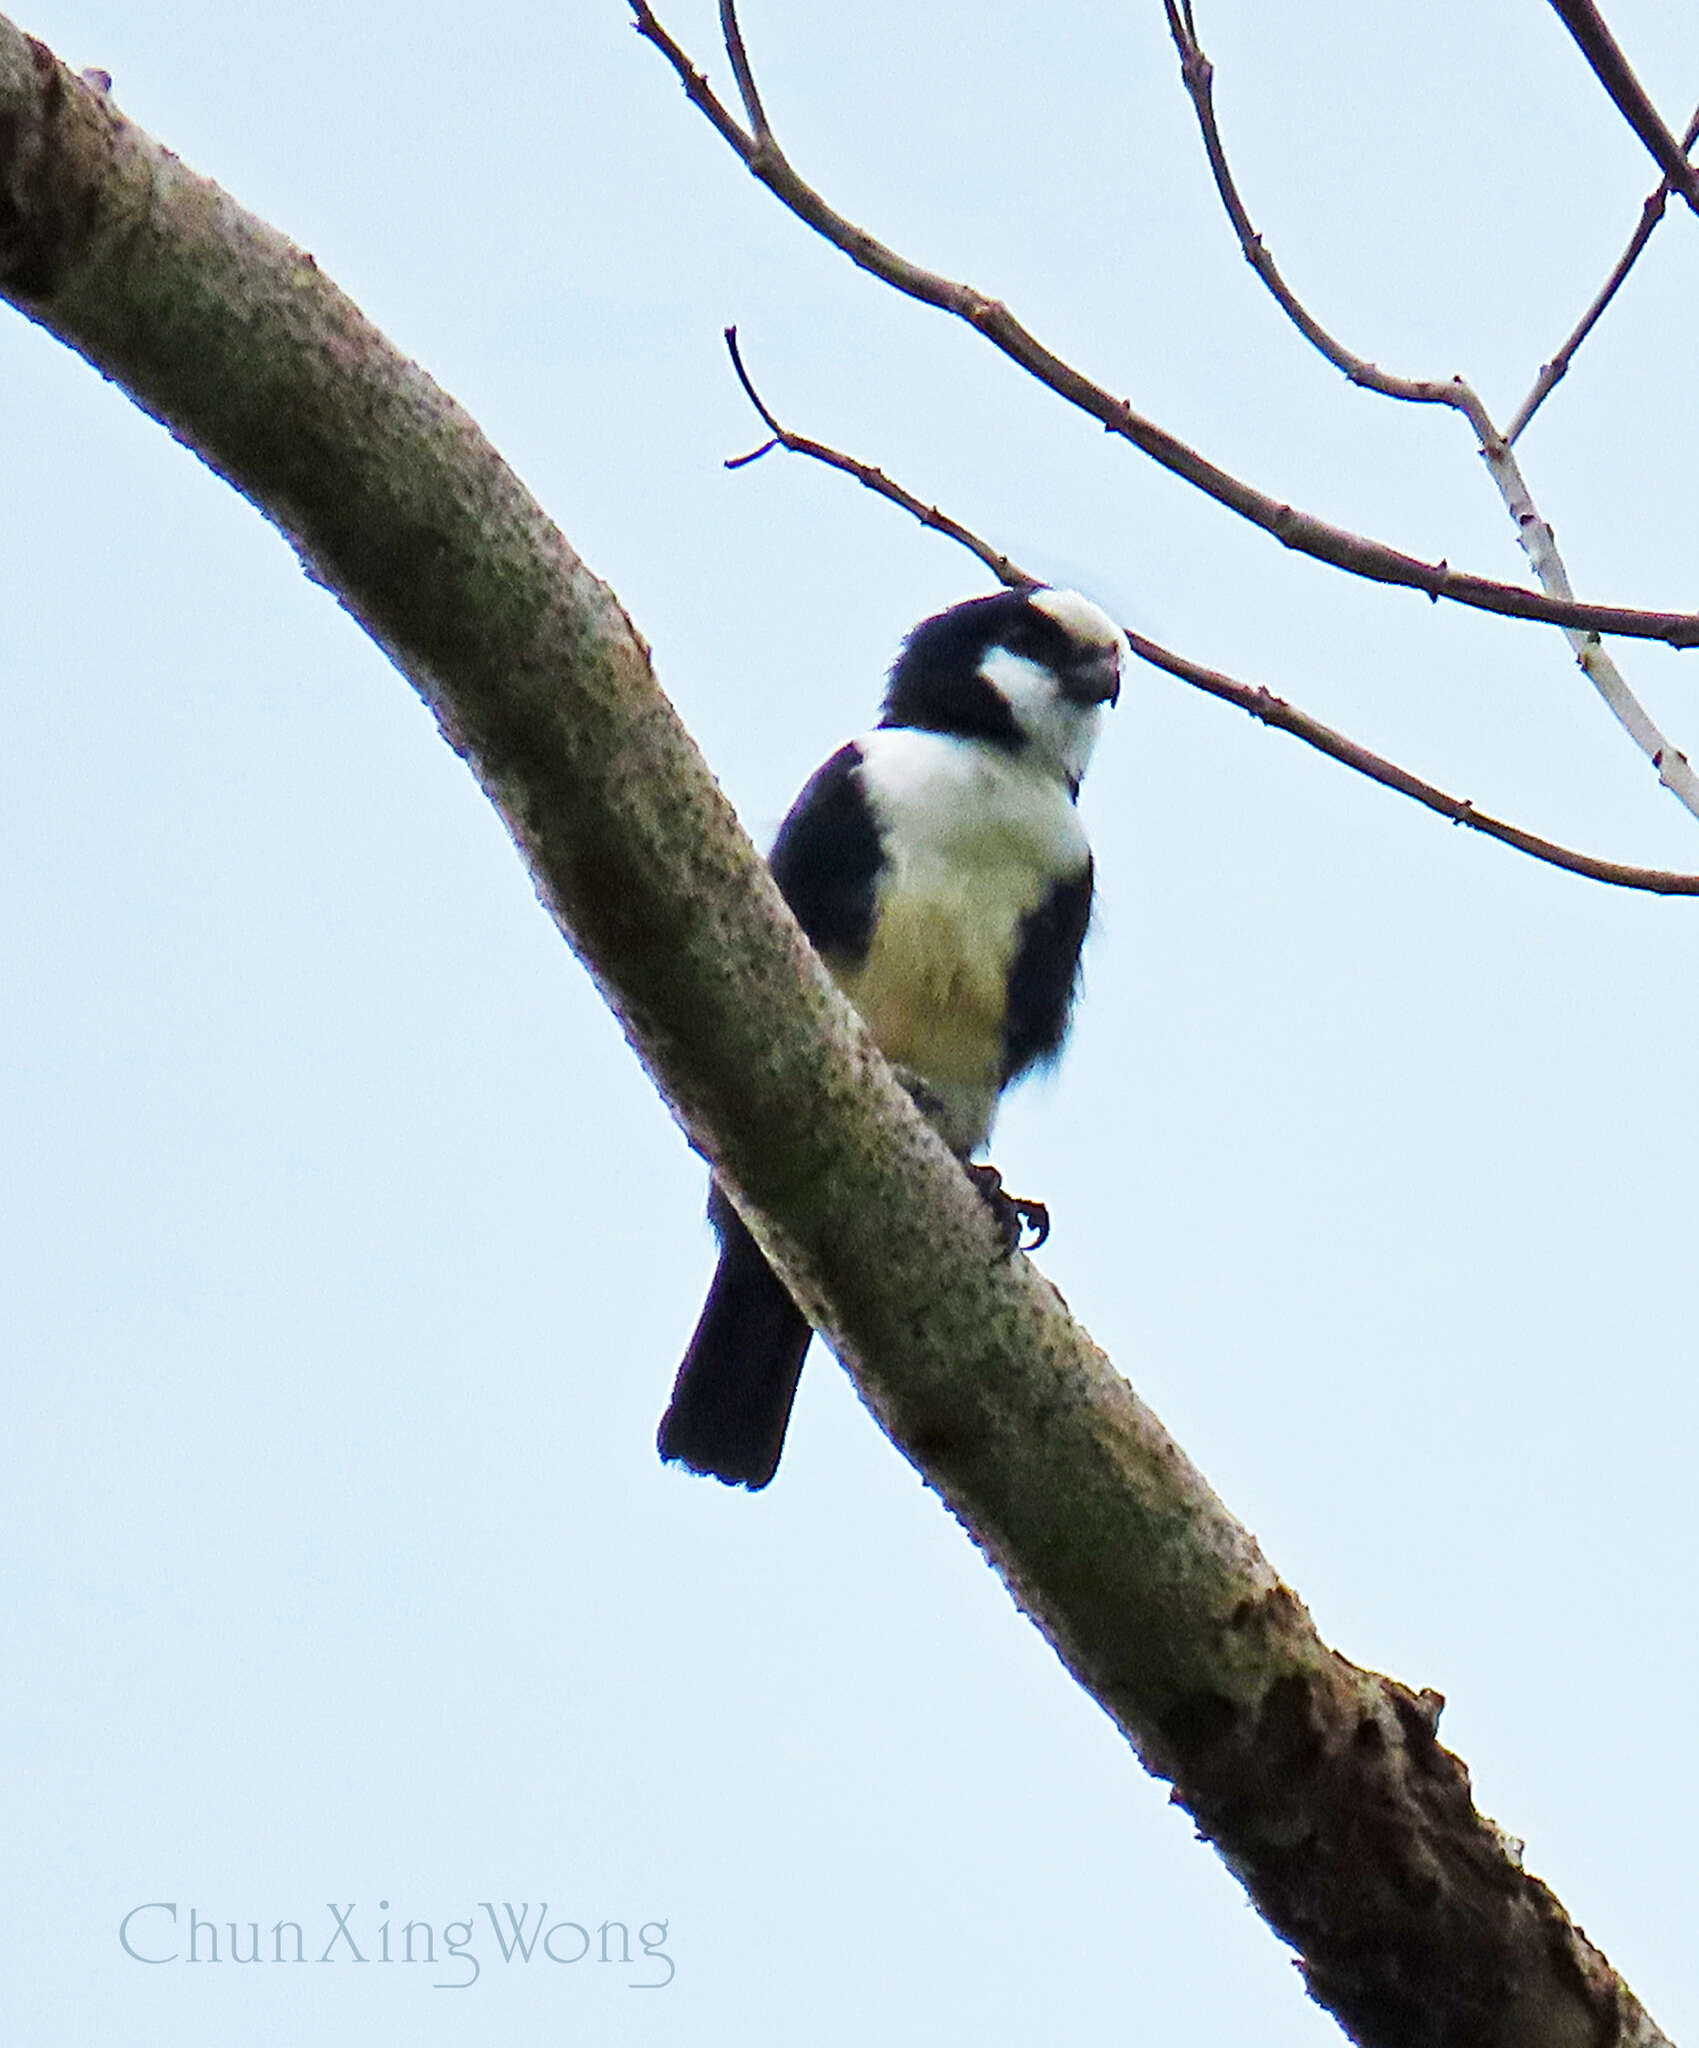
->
1002, 861, 1093, 1085
767, 742, 883, 966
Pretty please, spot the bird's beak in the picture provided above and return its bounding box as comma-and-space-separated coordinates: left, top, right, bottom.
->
1062, 646, 1123, 708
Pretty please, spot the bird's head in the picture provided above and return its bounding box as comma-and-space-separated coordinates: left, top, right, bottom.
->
880, 587, 1127, 792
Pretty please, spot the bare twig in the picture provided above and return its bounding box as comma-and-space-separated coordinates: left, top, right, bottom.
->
722, 327, 1034, 587
630, 0, 1699, 650
1478, 427, 1699, 817
1507, 101, 1699, 444
716, 0, 772, 147
1546, 0, 1699, 210
1162, 4, 1480, 428
720, 332, 1699, 897
1165, 4, 1699, 824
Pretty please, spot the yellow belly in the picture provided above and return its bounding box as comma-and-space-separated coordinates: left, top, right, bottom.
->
827, 892, 1009, 1151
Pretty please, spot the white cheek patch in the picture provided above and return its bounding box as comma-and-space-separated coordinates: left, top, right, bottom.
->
978, 646, 1054, 726
978, 646, 1102, 789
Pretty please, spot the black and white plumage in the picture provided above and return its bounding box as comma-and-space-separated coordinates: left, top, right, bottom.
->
658, 587, 1127, 1489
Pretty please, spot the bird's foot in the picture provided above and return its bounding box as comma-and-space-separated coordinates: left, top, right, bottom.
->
964, 1162, 1050, 1258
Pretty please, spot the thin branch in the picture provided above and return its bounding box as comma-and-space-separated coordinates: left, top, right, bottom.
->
722, 327, 1035, 587
1507, 101, 1699, 444
1546, 0, 1699, 210
630, 0, 1699, 650
1162, 3, 1480, 427
1169, 0, 1699, 453
1165, 4, 1699, 825
1478, 427, 1699, 818
720, 331, 1699, 897
716, 0, 772, 147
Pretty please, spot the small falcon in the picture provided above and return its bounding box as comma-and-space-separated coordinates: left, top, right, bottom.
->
659, 586, 1126, 1488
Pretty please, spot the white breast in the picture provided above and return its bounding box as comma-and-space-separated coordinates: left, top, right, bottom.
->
830, 727, 1090, 1153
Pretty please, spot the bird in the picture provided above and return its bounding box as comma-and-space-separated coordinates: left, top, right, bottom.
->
658, 586, 1126, 1489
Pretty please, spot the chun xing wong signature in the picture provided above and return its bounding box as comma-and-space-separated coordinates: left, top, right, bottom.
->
118, 1900, 675, 1989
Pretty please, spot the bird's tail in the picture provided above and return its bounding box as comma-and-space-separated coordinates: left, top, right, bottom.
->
657, 1186, 813, 1489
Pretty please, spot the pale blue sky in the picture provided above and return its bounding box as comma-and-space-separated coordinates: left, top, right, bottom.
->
4, 3, 1697, 2042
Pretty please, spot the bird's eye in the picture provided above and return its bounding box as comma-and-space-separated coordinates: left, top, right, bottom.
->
1000, 620, 1048, 660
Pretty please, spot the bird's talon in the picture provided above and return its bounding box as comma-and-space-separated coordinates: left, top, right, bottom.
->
965, 1163, 1050, 1259
1012, 1195, 1050, 1252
